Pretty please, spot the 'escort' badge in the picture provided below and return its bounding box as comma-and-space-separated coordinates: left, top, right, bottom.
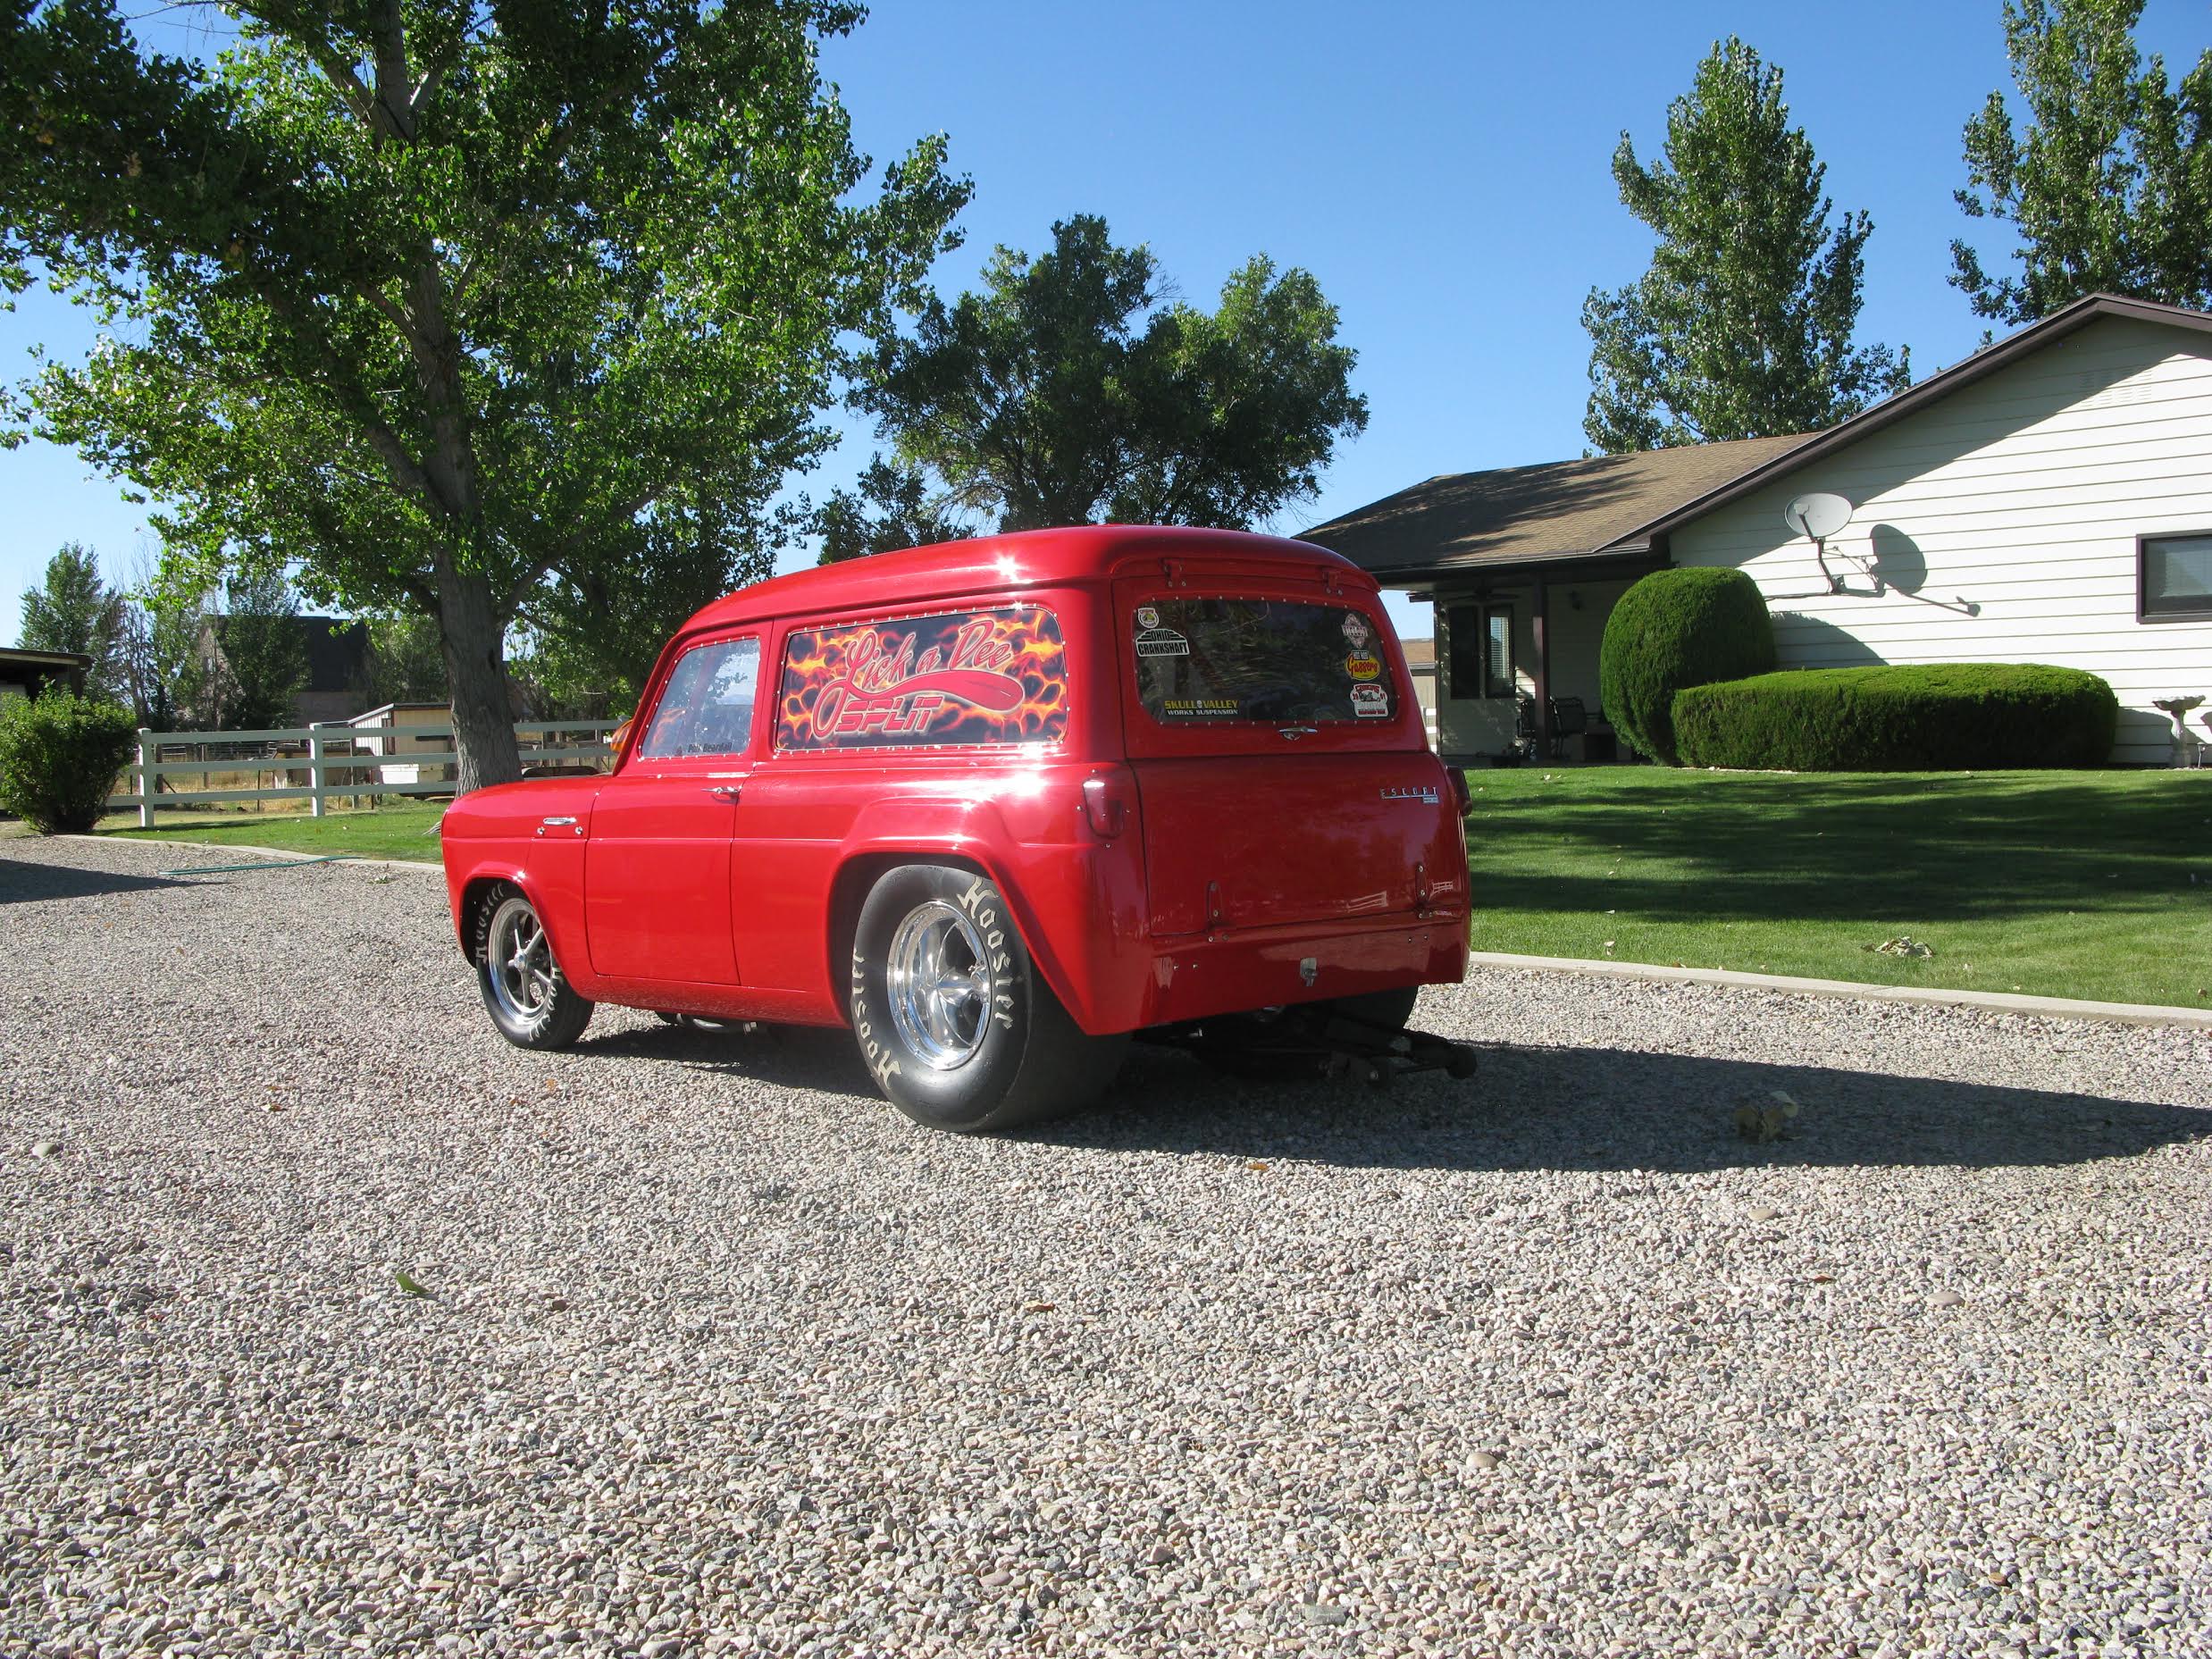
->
1380, 784, 1440, 805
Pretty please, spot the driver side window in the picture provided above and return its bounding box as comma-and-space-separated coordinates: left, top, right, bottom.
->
640, 636, 760, 759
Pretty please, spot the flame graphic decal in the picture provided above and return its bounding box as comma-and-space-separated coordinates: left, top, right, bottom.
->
775, 607, 1068, 750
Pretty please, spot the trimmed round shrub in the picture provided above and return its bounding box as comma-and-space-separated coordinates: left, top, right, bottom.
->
0, 691, 137, 834
1672, 664, 2117, 771
1597, 567, 1775, 765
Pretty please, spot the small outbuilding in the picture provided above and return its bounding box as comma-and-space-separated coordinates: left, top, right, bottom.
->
1307, 293, 2212, 766
0, 647, 93, 703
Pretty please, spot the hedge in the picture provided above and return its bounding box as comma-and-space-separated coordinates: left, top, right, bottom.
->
0, 691, 137, 834
1672, 664, 2118, 771
1597, 567, 1775, 765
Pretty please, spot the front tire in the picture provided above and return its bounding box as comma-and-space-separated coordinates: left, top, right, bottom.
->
849, 864, 1127, 1132
476, 888, 594, 1051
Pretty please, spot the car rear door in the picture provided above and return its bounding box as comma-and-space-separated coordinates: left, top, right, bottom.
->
1114, 578, 1462, 938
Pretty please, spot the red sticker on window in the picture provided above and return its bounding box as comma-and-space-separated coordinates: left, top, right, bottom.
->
775, 607, 1068, 750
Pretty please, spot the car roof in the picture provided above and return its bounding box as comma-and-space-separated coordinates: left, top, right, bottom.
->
681, 524, 1372, 634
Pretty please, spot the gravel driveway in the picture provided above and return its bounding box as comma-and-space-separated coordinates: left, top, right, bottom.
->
4, 834, 2208, 1659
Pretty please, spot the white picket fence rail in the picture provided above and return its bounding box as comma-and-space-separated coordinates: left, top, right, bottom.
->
110, 719, 620, 826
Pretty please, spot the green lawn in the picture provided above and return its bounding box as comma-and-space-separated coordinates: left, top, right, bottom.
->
76, 768, 2212, 1007
1462, 767, 2212, 1009
105, 800, 448, 863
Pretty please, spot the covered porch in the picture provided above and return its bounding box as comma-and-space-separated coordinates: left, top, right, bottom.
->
1303, 433, 1812, 765
1421, 555, 1655, 764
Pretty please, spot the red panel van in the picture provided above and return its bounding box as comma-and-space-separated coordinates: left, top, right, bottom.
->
441, 526, 1470, 1130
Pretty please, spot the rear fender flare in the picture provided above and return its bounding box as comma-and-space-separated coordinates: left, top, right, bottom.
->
825, 815, 1072, 1022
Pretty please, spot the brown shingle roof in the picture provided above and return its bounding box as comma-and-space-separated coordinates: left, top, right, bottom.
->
1305, 432, 1813, 581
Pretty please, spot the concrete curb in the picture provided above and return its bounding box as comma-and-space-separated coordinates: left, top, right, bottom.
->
70, 834, 441, 876
1467, 950, 2212, 1031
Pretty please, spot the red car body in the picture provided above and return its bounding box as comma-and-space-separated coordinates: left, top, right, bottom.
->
441, 526, 1469, 1119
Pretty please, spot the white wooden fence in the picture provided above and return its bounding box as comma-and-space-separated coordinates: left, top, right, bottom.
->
109, 719, 620, 827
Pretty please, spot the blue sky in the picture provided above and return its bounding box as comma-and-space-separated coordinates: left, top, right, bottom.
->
4, 0, 2207, 645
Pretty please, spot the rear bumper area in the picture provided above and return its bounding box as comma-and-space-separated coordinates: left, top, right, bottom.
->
1137, 913, 1468, 1028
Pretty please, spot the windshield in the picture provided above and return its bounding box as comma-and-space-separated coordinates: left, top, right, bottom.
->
1132, 598, 1397, 724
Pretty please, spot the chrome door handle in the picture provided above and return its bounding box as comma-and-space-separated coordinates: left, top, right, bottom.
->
1278, 725, 1319, 740
706, 783, 742, 802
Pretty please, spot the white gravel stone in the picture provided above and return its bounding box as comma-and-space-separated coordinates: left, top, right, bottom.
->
4, 834, 2209, 1656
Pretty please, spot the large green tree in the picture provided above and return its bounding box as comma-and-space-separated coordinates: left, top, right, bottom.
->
825, 214, 1367, 557
1, 0, 964, 789
1952, 0, 2212, 324
1582, 38, 1911, 454
17, 540, 124, 700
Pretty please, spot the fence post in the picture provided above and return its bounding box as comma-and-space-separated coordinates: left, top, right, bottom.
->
308, 726, 328, 818
137, 728, 156, 828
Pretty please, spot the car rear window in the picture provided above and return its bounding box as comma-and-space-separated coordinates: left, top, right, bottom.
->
1132, 599, 1397, 724
775, 606, 1068, 750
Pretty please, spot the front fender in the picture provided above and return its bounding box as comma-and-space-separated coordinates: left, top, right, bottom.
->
441, 847, 592, 993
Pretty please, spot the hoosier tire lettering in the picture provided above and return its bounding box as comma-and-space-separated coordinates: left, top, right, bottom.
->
849, 951, 902, 1088
956, 876, 1017, 1029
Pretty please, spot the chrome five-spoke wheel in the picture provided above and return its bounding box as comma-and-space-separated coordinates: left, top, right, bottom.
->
490, 899, 557, 1025
885, 899, 993, 1070
475, 888, 593, 1051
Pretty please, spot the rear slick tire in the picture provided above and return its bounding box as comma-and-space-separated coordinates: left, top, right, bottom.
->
848, 864, 1127, 1133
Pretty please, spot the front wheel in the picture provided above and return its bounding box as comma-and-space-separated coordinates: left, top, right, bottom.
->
849, 864, 1127, 1132
476, 888, 594, 1051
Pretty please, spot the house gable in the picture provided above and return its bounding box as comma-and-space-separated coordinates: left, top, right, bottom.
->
1666, 313, 2212, 763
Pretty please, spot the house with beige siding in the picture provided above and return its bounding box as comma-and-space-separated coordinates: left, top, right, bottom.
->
1308, 294, 2212, 767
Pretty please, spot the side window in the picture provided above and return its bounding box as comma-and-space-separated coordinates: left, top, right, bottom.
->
639, 636, 760, 759
775, 607, 1068, 750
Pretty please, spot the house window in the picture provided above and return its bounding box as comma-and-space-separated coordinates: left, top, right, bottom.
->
2141, 532, 2212, 621
1445, 603, 1514, 699
1485, 608, 1514, 699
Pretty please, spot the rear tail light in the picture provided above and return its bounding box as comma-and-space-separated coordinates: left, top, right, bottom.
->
1448, 767, 1472, 817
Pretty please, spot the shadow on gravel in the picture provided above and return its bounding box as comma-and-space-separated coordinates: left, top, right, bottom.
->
569, 1018, 2206, 1174
0, 856, 188, 906
579, 1019, 881, 1096
1031, 1043, 2210, 1174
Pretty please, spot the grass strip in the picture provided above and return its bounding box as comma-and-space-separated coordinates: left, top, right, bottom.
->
1462, 766, 2212, 1010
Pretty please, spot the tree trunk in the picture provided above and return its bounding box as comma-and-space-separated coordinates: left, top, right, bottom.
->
434, 556, 522, 793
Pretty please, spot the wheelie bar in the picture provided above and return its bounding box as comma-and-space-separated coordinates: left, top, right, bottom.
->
1171, 1006, 1480, 1091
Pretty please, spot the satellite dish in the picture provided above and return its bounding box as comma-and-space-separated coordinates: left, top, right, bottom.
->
1783, 492, 1853, 540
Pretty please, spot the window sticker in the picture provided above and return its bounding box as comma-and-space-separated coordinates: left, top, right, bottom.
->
775, 607, 1068, 750
1135, 628, 1190, 658
1350, 682, 1391, 718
